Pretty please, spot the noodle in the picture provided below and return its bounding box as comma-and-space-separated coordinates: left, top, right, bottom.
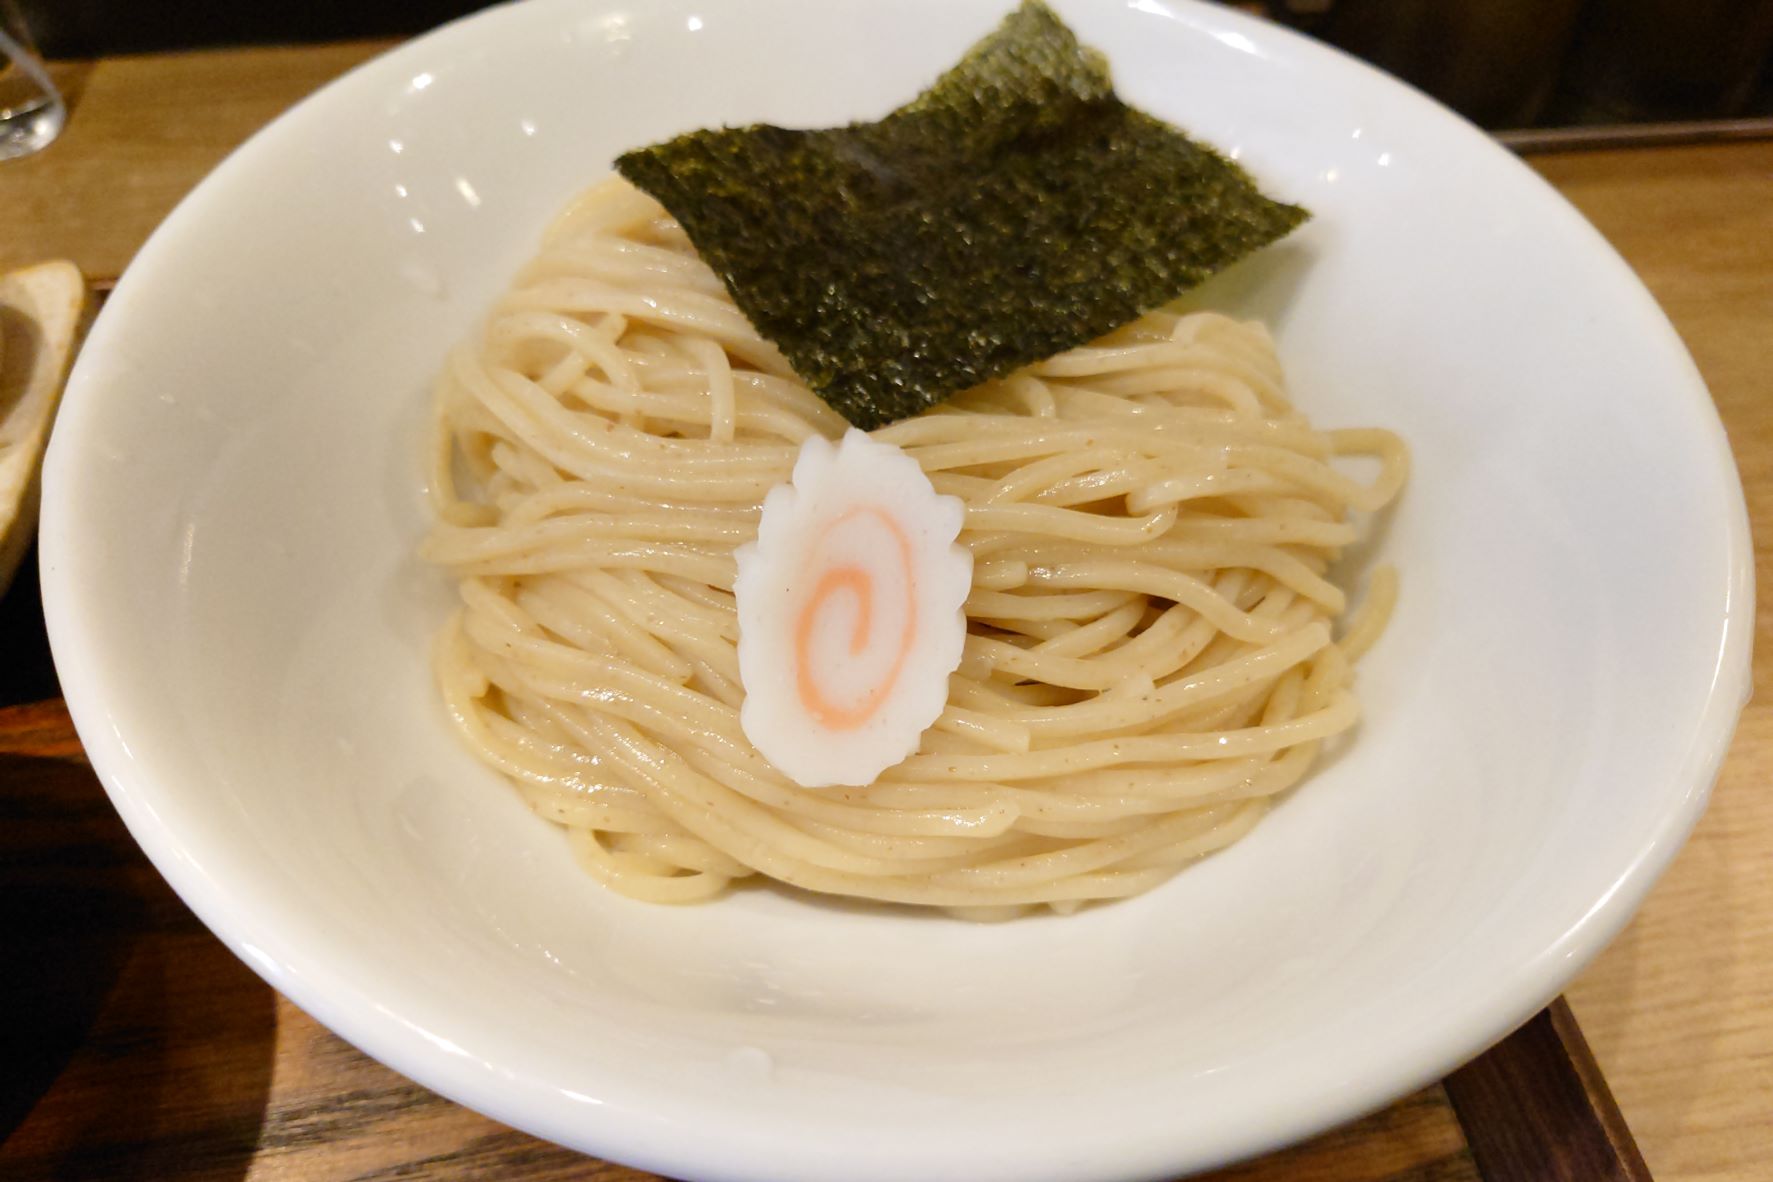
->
423, 178, 1407, 914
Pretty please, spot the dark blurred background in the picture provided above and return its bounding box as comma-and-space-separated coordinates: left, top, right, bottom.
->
16, 0, 1773, 131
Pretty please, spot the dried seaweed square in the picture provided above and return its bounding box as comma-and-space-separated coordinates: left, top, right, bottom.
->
617, 1, 1307, 428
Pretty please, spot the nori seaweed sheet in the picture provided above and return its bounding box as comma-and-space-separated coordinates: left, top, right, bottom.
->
616, 1, 1306, 430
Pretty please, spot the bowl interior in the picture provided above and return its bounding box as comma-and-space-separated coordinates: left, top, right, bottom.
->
41, 1, 1751, 1180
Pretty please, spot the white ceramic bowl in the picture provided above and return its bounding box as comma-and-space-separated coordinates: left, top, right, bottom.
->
41, 1, 1753, 1179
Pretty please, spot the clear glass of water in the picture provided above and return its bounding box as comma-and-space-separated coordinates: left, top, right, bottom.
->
0, 0, 63, 160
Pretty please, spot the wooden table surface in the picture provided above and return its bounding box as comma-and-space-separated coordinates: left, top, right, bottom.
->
1, 39, 1769, 1182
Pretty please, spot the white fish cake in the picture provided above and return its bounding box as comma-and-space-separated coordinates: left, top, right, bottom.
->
734, 429, 973, 788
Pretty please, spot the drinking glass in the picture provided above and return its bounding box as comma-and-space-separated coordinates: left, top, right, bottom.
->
0, 0, 63, 160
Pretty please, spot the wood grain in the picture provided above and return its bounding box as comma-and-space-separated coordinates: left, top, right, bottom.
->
0, 41, 394, 280
1445, 999, 1651, 1182
1530, 141, 1773, 1182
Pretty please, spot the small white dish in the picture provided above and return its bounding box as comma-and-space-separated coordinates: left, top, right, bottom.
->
40, 2, 1752, 1180
0, 258, 84, 595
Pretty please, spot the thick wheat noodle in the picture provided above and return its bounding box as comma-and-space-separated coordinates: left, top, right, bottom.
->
424, 176, 1408, 914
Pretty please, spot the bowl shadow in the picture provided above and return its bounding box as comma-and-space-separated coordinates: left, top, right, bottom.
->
0, 748, 276, 1181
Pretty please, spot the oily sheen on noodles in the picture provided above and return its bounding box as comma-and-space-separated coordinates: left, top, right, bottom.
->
424, 177, 1407, 915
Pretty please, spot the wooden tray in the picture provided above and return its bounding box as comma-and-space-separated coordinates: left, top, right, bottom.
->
0, 684, 1648, 1180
